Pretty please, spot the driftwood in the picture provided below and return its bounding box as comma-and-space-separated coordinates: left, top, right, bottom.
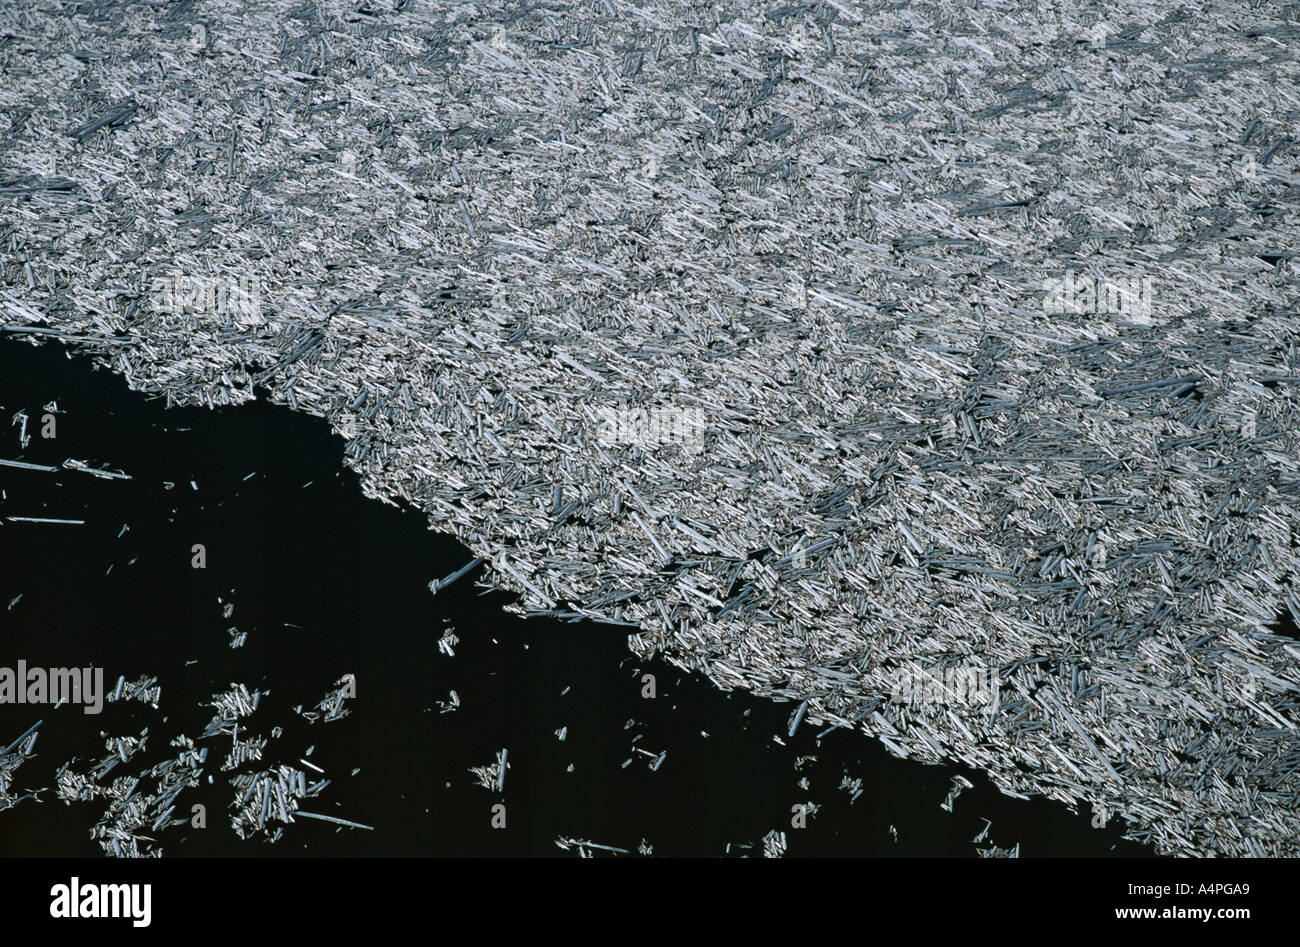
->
2, 0, 1299, 857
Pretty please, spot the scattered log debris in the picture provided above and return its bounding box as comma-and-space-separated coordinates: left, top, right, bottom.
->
2, 0, 1299, 858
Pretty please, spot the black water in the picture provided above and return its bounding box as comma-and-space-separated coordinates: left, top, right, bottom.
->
0, 338, 1150, 856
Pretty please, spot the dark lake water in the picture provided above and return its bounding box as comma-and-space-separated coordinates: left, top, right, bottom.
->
0, 337, 1150, 856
